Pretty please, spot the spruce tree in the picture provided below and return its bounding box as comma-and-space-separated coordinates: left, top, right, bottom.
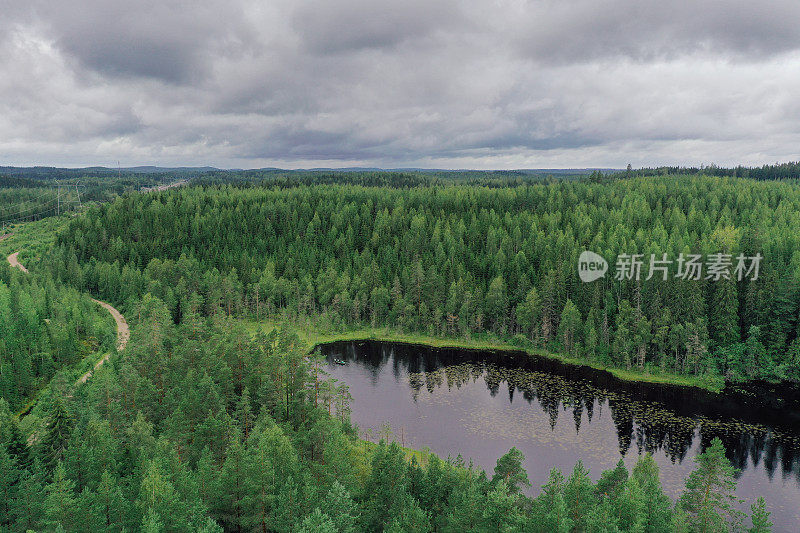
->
5, 415, 32, 470
38, 397, 74, 472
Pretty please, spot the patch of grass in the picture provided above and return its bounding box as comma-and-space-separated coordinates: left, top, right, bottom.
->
526, 347, 724, 391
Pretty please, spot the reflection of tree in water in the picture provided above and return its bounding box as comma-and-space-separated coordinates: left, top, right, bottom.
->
608, 399, 634, 456
701, 424, 800, 483
406, 361, 800, 480
572, 398, 583, 433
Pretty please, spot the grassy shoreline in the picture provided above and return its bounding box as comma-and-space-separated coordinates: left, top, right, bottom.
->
245, 320, 725, 392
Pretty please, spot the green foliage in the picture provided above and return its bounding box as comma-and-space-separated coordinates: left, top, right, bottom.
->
0, 262, 113, 410
749, 496, 773, 533
0, 298, 775, 532
46, 175, 800, 383
1, 173, 791, 530
679, 437, 745, 532
491, 446, 530, 493
38, 398, 73, 472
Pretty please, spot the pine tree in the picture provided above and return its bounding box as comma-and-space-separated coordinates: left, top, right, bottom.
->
319, 480, 359, 533
296, 508, 337, 533
585, 496, 620, 532
361, 441, 412, 531
137, 459, 189, 532
0, 442, 19, 528
491, 447, 530, 493
631, 454, 673, 533
11, 463, 46, 530
44, 461, 77, 531
679, 438, 745, 532
542, 492, 573, 533
384, 490, 432, 533
749, 496, 772, 533
482, 479, 522, 532
234, 387, 253, 440
564, 460, 596, 530
440, 474, 485, 532
244, 422, 300, 532
595, 459, 628, 500
142, 507, 166, 533
86, 469, 131, 531
215, 430, 253, 532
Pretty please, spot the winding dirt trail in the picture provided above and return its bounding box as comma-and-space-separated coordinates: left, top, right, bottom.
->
7, 252, 28, 273
78, 298, 129, 383
7, 252, 128, 387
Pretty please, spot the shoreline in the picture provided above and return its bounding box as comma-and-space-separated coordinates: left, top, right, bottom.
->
248, 321, 725, 392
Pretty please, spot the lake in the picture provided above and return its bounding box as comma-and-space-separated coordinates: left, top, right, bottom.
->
320, 340, 800, 532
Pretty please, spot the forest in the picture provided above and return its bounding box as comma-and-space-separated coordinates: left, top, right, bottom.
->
0, 263, 114, 410
0, 294, 774, 532
2, 169, 795, 531
47, 174, 800, 384
617, 161, 800, 182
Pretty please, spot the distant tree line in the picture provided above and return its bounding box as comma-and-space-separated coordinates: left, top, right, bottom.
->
612, 161, 800, 182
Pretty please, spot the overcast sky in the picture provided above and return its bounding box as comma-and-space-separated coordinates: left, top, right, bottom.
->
2, 0, 799, 169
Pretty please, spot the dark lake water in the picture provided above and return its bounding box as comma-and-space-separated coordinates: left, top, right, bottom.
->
320, 340, 800, 532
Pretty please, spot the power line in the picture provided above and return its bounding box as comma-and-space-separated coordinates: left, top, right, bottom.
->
0, 187, 59, 217
1, 184, 83, 223
1, 203, 60, 225
1, 193, 60, 219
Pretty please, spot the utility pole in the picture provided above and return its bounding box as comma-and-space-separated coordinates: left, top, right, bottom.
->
57, 181, 60, 216
75, 181, 82, 208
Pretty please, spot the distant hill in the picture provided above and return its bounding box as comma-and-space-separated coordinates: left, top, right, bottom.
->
0, 165, 615, 183
298, 167, 617, 174
0, 166, 224, 181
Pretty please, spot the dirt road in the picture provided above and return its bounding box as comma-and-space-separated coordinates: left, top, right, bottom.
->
76, 298, 130, 384
140, 179, 188, 193
7, 252, 29, 273
7, 252, 128, 387
11, 250, 130, 445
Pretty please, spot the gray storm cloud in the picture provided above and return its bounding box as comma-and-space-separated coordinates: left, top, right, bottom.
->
1, 0, 799, 168
514, 0, 800, 62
